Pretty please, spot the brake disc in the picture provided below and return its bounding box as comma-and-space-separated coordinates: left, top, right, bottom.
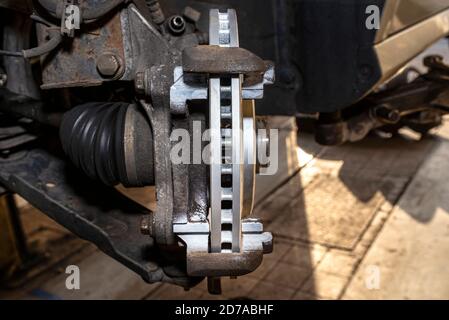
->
171, 8, 273, 293
209, 9, 256, 253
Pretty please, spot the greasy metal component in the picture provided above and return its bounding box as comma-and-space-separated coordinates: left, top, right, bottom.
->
168, 15, 186, 35
96, 52, 123, 79
123, 2, 198, 244
122, 4, 197, 87
145, 0, 165, 25
0, 148, 199, 287
0, 193, 28, 281
140, 64, 176, 245
38, 11, 126, 89
182, 46, 267, 77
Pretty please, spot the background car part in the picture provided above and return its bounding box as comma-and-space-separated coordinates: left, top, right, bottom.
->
312, 54, 449, 145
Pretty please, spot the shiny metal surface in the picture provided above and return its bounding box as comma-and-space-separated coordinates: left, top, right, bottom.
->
375, 7, 449, 86
242, 100, 256, 218
209, 9, 243, 253
377, 0, 449, 43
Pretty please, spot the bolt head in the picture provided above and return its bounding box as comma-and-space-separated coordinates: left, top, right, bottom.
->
96, 53, 121, 78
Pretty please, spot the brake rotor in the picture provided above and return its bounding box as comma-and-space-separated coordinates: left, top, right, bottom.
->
208, 9, 257, 254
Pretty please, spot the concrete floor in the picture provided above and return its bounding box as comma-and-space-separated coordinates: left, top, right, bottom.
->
1, 117, 448, 300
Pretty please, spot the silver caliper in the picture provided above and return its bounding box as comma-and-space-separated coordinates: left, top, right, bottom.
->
171, 9, 273, 293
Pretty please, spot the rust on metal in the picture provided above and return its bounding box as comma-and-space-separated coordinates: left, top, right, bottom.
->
182, 46, 267, 75
187, 251, 263, 277
40, 12, 126, 89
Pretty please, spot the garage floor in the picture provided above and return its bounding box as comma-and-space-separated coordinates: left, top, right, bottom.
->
1, 117, 448, 300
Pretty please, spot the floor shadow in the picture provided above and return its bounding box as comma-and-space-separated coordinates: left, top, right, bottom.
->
297, 121, 449, 225
248, 117, 317, 300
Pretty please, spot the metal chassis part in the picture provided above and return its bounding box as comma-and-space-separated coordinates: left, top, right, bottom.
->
314, 57, 449, 146
0, 147, 200, 287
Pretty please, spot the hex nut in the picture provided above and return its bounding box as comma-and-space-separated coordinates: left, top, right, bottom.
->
96, 53, 122, 78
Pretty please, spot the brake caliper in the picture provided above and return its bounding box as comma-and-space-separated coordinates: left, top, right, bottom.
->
171, 9, 274, 293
